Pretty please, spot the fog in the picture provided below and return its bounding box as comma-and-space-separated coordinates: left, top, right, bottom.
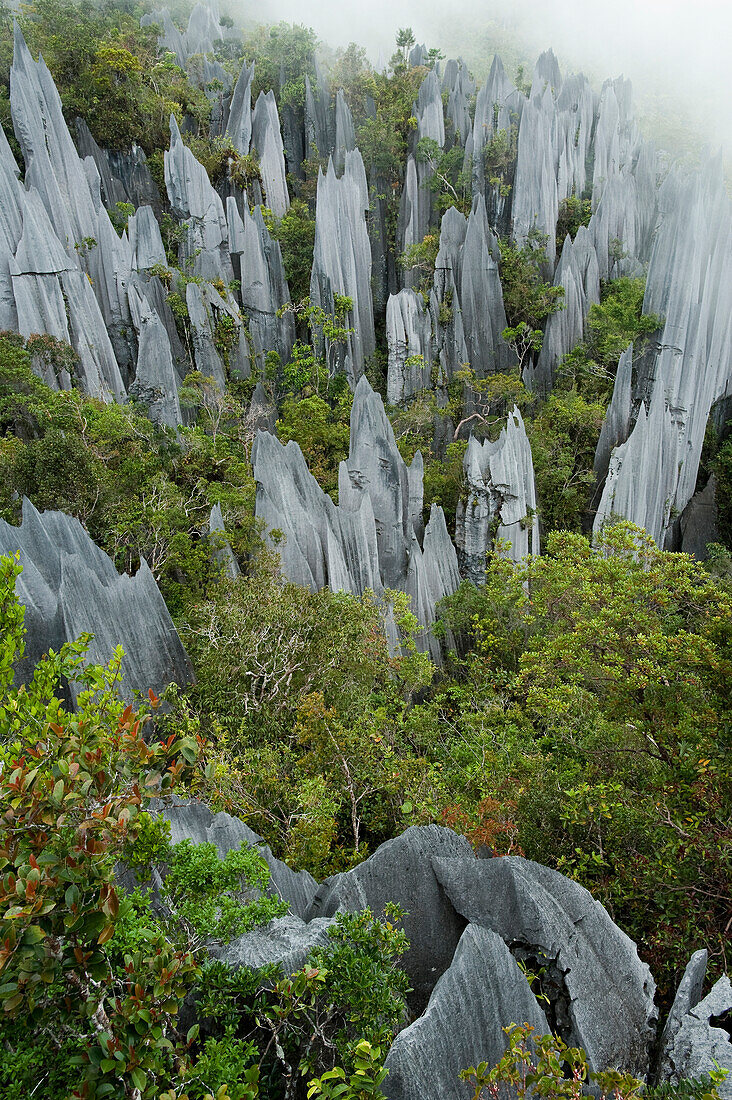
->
236, 0, 731, 159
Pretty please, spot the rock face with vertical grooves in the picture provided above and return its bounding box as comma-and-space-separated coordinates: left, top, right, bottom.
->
165, 115, 232, 284
657, 967, 732, 1100
432, 855, 657, 1078
0, 499, 193, 706
305, 825, 473, 1012
227, 197, 294, 374
383, 926, 550, 1100
310, 151, 375, 385
455, 408, 540, 581
251, 91, 290, 219
333, 88, 356, 172
386, 288, 433, 404
226, 60, 254, 154
253, 378, 460, 658
594, 385, 679, 547
593, 343, 634, 483
529, 227, 600, 394
597, 155, 732, 547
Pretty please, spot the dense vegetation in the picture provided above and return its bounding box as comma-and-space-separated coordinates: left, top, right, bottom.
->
0, 2, 730, 1098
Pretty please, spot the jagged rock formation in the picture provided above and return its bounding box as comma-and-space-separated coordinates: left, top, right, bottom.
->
441, 59, 475, 147
227, 196, 295, 373
528, 227, 600, 394
165, 115, 232, 283
432, 855, 657, 1076
657, 951, 732, 1099
333, 88, 356, 172
305, 60, 333, 160
251, 91, 290, 219
208, 503, 240, 579
310, 152, 375, 385
386, 288, 433, 405
594, 153, 731, 548
593, 343, 634, 484
455, 409, 540, 581
75, 119, 162, 215
384, 926, 550, 1100
0, 499, 193, 705
145, 805, 673, 1099
305, 825, 473, 1012
253, 377, 460, 659
226, 60, 255, 155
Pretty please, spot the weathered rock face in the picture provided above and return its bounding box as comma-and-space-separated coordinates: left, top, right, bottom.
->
253, 378, 460, 659
455, 408, 540, 581
310, 152, 375, 385
305, 825, 473, 1012
596, 155, 732, 547
0, 499, 193, 706
226, 60, 254, 155
153, 797, 319, 919
466, 54, 523, 233
383, 926, 550, 1100
386, 289, 433, 405
216, 914, 335, 977
657, 953, 732, 1100
251, 90, 290, 219
441, 58, 474, 147
432, 855, 657, 1077
208, 503, 240, 579
305, 60, 332, 160
227, 197, 295, 374
165, 114, 232, 283
529, 227, 601, 395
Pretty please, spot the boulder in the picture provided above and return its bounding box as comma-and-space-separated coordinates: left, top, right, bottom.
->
432, 855, 657, 1076
383, 925, 549, 1100
305, 825, 473, 1012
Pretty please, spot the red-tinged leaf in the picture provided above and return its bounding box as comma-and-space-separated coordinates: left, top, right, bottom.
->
28, 854, 39, 871
148, 688, 159, 707
121, 705, 133, 726
97, 924, 115, 946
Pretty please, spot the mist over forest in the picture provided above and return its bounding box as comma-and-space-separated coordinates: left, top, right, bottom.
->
240, 0, 732, 161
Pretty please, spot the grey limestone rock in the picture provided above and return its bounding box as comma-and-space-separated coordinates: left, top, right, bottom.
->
0, 498, 192, 705
305, 825, 473, 1012
216, 915, 334, 977
383, 925, 550, 1100
226, 60, 254, 155
460, 195, 509, 376
305, 59, 332, 160
512, 84, 558, 265
593, 382, 679, 547
208, 503, 240, 579
468, 55, 523, 232
165, 114, 232, 283
530, 227, 600, 395
310, 151, 375, 385
227, 197, 294, 373
333, 88, 356, 172
658, 950, 709, 1080
251, 90, 289, 219
593, 343, 634, 484
253, 378, 462, 656
432, 855, 657, 1077
455, 408, 539, 581
386, 288, 433, 405
442, 58, 474, 147
679, 476, 719, 560
128, 205, 167, 272
658, 974, 732, 1099
127, 284, 182, 427
155, 797, 319, 919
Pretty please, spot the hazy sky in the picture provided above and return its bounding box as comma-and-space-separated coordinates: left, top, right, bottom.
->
237, 0, 732, 156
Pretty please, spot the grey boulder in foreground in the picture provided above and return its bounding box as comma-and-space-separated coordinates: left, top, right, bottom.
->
432, 854, 657, 1077
383, 925, 550, 1100
658, 951, 732, 1099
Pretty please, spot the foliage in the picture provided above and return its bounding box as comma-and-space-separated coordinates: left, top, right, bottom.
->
437, 523, 732, 993
556, 195, 592, 242
460, 1024, 641, 1100
273, 198, 317, 305
308, 1040, 388, 1100
499, 233, 565, 331
416, 136, 472, 214
483, 126, 517, 198
558, 278, 661, 402
7, 0, 211, 152
0, 553, 204, 1098
241, 22, 318, 109
0, 337, 259, 614
527, 390, 605, 533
